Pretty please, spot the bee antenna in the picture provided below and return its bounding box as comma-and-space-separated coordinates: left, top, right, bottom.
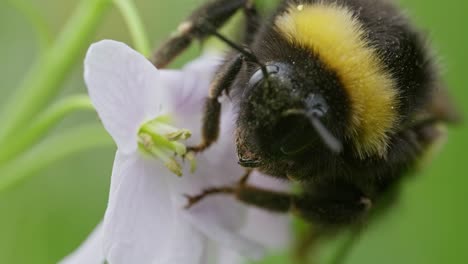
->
307, 112, 343, 154
200, 22, 269, 77
282, 109, 343, 154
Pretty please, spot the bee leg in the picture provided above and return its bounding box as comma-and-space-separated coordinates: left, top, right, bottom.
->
185, 183, 368, 263
152, 0, 251, 68
243, 0, 260, 45
239, 169, 253, 185
234, 186, 372, 226
184, 186, 236, 209
184, 169, 252, 208
236, 186, 370, 262
186, 183, 369, 220
328, 226, 364, 264
188, 53, 244, 153
186, 181, 371, 224
293, 226, 326, 264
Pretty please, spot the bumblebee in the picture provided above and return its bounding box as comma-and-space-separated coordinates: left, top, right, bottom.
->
153, 0, 459, 259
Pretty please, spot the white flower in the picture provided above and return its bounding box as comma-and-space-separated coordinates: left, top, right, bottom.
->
60, 40, 291, 264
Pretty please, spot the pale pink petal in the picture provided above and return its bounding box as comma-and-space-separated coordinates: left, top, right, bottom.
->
216, 248, 246, 264
241, 172, 292, 250
158, 217, 205, 264
103, 151, 204, 264
183, 209, 264, 260
199, 243, 251, 264
84, 40, 169, 154
159, 53, 223, 116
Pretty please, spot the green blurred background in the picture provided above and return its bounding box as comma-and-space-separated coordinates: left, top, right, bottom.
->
0, 0, 466, 263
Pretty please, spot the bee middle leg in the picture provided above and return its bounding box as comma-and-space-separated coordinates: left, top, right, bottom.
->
185, 181, 370, 263
186, 182, 371, 225
185, 169, 252, 208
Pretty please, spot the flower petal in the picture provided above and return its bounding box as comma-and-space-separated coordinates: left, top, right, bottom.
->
184, 194, 264, 260
59, 223, 104, 264
84, 40, 168, 154
241, 172, 292, 250
217, 248, 246, 264
103, 151, 204, 264
158, 217, 205, 264
160, 52, 223, 116
183, 208, 265, 261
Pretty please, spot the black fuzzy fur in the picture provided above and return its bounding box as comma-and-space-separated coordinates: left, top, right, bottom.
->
227, 0, 449, 224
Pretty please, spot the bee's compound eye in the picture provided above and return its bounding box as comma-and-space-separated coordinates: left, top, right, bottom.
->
248, 65, 280, 88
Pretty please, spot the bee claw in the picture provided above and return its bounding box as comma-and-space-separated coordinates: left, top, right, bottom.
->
183, 194, 203, 209
187, 144, 209, 154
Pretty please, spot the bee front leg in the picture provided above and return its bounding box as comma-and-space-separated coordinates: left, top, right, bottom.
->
188, 53, 244, 153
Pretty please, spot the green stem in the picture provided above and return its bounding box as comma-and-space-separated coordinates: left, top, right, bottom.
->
6, 0, 53, 53
0, 0, 112, 143
113, 0, 151, 56
0, 124, 113, 193
0, 95, 95, 165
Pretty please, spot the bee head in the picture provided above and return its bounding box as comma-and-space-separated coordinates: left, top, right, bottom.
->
235, 61, 349, 175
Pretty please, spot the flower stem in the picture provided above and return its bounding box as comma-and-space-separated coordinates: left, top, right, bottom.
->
113, 0, 151, 57
0, 124, 113, 193
6, 0, 53, 54
0, 0, 112, 143
0, 95, 95, 165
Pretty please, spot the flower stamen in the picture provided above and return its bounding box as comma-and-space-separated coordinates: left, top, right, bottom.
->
137, 116, 192, 176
